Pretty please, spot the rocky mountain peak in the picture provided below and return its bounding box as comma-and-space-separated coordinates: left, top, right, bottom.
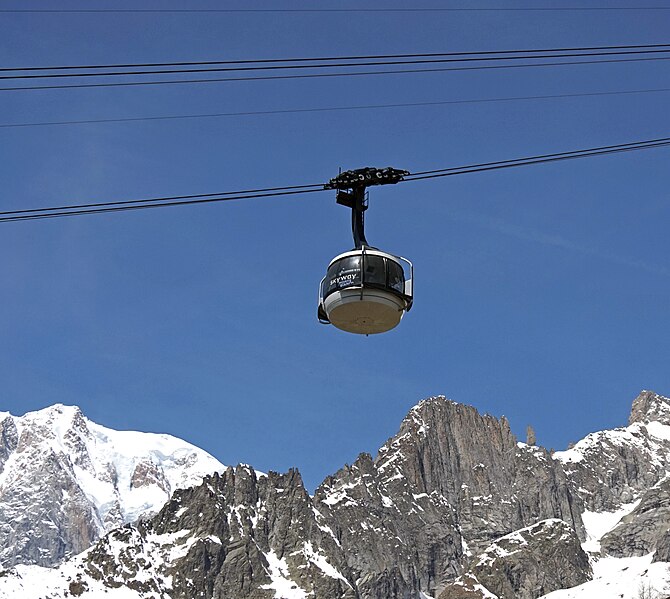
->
376, 395, 518, 504
0, 404, 225, 568
629, 390, 670, 426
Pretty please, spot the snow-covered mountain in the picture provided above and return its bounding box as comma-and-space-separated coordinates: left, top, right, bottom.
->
537, 390, 670, 598
0, 403, 225, 568
1, 392, 670, 599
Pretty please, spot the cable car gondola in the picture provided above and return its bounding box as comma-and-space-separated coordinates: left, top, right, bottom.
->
317, 167, 414, 335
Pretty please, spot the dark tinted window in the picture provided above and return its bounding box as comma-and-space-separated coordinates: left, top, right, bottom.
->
363, 254, 386, 287
322, 254, 406, 299
387, 260, 405, 293
324, 256, 361, 297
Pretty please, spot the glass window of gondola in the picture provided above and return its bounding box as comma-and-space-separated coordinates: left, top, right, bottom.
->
387, 259, 405, 294
325, 255, 361, 296
363, 254, 386, 288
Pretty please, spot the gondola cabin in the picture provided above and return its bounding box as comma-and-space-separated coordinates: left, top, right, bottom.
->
318, 247, 413, 335
318, 166, 414, 335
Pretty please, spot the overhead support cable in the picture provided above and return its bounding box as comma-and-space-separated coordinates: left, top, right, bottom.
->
3, 46, 670, 79
0, 183, 326, 218
403, 137, 670, 181
2, 87, 669, 130
2, 56, 669, 92
3, 7, 670, 13
2, 43, 669, 73
0, 189, 327, 223
1, 137, 668, 224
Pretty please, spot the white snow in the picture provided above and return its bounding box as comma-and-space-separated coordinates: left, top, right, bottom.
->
302, 541, 352, 587
474, 583, 499, 599
554, 421, 666, 467
445, 576, 498, 599
312, 507, 341, 546
380, 493, 394, 508
261, 549, 309, 599
84, 421, 225, 523
477, 520, 565, 566
580, 499, 640, 553
0, 564, 146, 598
540, 554, 670, 599
322, 482, 358, 506
646, 421, 670, 441
377, 448, 405, 472
0, 404, 226, 532
0, 525, 181, 598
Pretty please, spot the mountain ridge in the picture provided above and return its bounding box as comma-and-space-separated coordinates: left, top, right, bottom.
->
0, 391, 669, 598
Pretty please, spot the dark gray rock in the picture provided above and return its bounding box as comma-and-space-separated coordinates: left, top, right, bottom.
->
555, 421, 670, 512
130, 458, 170, 492
364, 398, 584, 552
0, 417, 17, 474
469, 519, 591, 599
629, 391, 670, 426
601, 478, 670, 557
315, 397, 585, 597
315, 450, 461, 599
84, 526, 169, 597
81, 465, 357, 599
653, 531, 670, 563
438, 573, 497, 598
0, 446, 99, 567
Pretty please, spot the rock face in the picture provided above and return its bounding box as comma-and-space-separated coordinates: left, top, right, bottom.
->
363, 400, 585, 553
600, 478, 670, 557
150, 466, 355, 599
1, 391, 670, 599
554, 390, 670, 566
312, 398, 585, 598
468, 520, 591, 599
438, 573, 497, 599
629, 391, 670, 426
314, 450, 462, 598
0, 404, 224, 568
0, 466, 357, 599
558, 391, 670, 503
653, 532, 670, 563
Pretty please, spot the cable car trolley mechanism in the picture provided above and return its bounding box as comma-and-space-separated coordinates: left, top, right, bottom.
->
318, 167, 414, 335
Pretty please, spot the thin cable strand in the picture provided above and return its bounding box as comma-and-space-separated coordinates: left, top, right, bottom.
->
4, 48, 670, 80
2, 56, 668, 92
2, 43, 668, 73
407, 136, 670, 177
404, 141, 670, 181
2, 88, 668, 130
2, 8, 670, 12
0, 189, 327, 223
0, 183, 325, 217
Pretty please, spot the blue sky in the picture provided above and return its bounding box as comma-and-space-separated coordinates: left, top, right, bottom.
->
1, 1, 669, 491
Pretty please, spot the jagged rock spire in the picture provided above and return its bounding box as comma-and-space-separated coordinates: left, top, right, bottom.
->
629, 390, 670, 426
